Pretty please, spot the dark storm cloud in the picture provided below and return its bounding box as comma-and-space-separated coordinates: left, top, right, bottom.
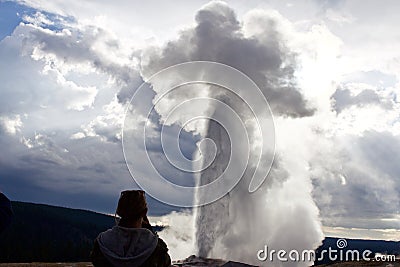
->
0, 9, 200, 213
0, 161, 176, 216
142, 1, 314, 118
0, 128, 183, 215
311, 131, 400, 227
331, 86, 393, 113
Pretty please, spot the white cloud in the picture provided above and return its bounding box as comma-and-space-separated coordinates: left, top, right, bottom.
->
0, 114, 23, 135
70, 132, 85, 140
325, 8, 355, 25
21, 11, 55, 26
81, 97, 126, 142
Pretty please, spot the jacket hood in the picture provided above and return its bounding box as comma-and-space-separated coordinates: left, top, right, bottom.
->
97, 226, 158, 267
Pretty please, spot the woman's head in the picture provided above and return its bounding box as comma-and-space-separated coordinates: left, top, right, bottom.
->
116, 190, 148, 227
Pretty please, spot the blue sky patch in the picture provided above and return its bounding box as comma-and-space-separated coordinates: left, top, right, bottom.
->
0, 1, 30, 40
0, 1, 74, 41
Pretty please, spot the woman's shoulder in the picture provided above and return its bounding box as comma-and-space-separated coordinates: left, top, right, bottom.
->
141, 236, 171, 267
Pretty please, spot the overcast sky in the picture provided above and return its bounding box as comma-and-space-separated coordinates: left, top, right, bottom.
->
0, 0, 399, 240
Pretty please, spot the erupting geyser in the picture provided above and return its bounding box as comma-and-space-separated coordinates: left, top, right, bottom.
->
134, 1, 325, 265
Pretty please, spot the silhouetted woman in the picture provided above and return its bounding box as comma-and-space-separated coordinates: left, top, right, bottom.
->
91, 190, 171, 267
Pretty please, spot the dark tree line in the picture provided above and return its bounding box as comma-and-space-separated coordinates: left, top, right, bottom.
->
0, 201, 115, 262
0, 201, 164, 263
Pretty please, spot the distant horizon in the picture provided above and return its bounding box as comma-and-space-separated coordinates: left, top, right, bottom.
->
8, 198, 399, 242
